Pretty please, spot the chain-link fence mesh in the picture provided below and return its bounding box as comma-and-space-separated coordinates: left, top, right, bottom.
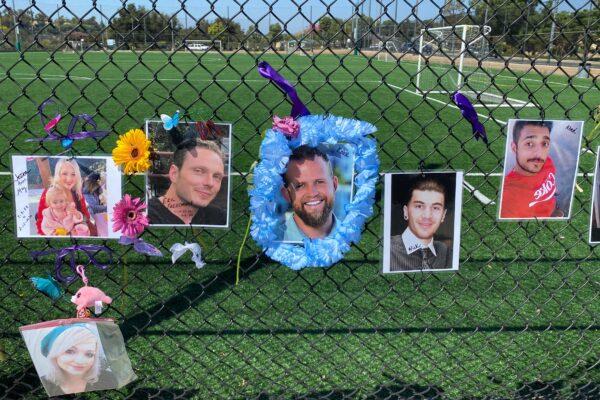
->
0, 0, 599, 398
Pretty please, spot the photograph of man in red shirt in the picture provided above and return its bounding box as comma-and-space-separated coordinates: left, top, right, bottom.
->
500, 120, 564, 219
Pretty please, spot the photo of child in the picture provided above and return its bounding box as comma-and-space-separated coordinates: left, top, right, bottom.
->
41, 186, 90, 236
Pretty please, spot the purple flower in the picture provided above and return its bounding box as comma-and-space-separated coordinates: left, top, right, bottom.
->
272, 116, 300, 139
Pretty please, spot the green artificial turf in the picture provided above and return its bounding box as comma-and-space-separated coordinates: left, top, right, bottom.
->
0, 49, 599, 398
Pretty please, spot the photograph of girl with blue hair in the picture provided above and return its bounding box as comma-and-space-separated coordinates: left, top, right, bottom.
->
21, 323, 118, 396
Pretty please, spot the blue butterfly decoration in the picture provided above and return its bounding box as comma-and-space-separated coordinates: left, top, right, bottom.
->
30, 275, 63, 300
160, 110, 180, 131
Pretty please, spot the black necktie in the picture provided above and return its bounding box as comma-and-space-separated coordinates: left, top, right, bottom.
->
421, 248, 434, 269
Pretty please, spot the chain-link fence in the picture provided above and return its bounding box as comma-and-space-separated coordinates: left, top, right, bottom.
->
0, 0, 599, 398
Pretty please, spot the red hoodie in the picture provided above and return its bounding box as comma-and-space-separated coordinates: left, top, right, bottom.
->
500, 156, 558, 219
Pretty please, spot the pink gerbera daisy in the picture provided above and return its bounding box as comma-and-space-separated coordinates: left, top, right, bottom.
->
112, 194, 149, 238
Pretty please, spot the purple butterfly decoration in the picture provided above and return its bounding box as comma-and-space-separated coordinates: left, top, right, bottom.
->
119, 236, 163, 257
27, 98, 110, 148
451, 92, 488, 144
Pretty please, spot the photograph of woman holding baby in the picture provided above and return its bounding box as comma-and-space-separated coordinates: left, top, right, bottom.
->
35, 159, 95, 236
11, 155, 122, 239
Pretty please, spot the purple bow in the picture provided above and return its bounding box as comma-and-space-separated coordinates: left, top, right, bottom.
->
30, 245, 112, 284
27, 98, 110, 147
451, 92, 488, 144
119, 236, 163, 257
257, 61, 310, 119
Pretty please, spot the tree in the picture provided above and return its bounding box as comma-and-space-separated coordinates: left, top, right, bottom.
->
207, 18, 242, 49
208, 21, 226, 41
108, 4, 181, 48
267, 23, 282, 42
181, 19, 210, 40
317, 16, 343, 44
472, 0, 534, 54
380, 20, 399, 38
244, 24, 265, 50
441, 0, 466, 26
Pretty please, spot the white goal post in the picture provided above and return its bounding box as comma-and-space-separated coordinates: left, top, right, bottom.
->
184, 39, 222, 52
63, 40, 85, 53
286, 39, 316, 54
415, 25, 532, 107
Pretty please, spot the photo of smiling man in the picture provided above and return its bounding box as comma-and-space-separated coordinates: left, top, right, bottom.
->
146, 120, 232, 228
382, 172, 462, 273
278, 144, 354, 242
499, 119, 583, 220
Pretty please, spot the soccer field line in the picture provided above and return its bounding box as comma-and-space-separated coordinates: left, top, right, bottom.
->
383, 59, 594, 90
1, 69, 594, 92
0, 72, 381, 85
385, 83, 508, 125
45, 57, 226, 63
463, 179, 495, 205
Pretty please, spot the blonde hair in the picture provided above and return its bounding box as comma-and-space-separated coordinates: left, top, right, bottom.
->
45, 326, 101, 386
45, 185, 67, 205
52, 159, 83, 197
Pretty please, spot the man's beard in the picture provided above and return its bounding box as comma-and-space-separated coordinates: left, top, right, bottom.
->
294, 198, 334, 228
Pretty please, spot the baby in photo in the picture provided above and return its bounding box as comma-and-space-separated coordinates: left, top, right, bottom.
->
41, 186, 90, 236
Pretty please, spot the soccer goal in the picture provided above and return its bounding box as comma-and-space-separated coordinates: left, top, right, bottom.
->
376, 40, 400, 63
415, 25, 532, 107
63, 40, 85, 53
286, 40, 316, 55
184, 40, 222, 52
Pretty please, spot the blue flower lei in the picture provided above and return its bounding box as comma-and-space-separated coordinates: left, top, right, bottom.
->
249, 114, 379, 270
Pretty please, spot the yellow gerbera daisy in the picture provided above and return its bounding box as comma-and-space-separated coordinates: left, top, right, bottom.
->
112, 129, 152, 175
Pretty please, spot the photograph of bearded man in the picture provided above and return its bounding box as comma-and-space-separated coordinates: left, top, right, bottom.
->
499, 119, 583, 220
279, 145, 354, 242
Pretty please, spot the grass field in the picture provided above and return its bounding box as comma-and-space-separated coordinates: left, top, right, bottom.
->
0, 50, 599, 399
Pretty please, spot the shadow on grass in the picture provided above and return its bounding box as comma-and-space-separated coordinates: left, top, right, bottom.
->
1, 366, 598, 399
252, 377, 600, 399
1, 254, 598, 398
119, 253, 266, 341
0, 367, 46, 400
515, 380, 600, 399
137, 324, 600, 336
126, 387, 200, 399
256, 380, 443, 399
249, 378, 444, 399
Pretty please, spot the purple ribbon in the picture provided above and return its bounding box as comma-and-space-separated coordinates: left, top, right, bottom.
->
27, 98, 110, 147
119, 236, 163, 257
38, 98, 61, 132
451, 92, 488, 144
257, 61, 310, 119
30, 245, 112, 284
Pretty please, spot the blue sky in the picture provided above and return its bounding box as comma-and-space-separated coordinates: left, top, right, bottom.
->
9, 0, 594, 34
